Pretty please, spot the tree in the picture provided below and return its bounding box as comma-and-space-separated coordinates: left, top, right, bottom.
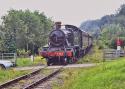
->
1, 9, 53, 54
119, 4, 125, 15
100, 24, 125, 49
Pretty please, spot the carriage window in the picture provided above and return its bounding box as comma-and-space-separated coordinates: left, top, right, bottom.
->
67, 33, 74, 46
74, 31, 80, 45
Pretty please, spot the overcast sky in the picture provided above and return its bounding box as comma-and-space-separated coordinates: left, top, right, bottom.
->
0, 0, 124, 26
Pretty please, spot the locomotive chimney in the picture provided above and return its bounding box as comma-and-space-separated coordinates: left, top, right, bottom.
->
55, 22, 61, 29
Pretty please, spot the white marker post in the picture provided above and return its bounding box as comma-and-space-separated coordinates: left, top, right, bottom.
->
30, 55, 34, 62
117, 38, 121, 51
117, 46, 121, 51
116, 38, 121, 57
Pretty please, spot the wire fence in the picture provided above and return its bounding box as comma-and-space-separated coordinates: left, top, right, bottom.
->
103, 49, 125, 61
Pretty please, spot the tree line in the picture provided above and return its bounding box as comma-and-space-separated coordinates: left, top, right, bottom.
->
0, 9, 53, 55
80, 4, 125, 49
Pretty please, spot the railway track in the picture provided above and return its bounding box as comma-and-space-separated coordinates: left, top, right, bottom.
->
0, 66, 62, 89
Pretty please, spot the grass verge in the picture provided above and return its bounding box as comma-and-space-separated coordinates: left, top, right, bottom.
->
0, 69, 29, 84
54, 57, 125, 89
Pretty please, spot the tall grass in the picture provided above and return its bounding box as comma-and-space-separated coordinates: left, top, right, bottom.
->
55, 57, 125, 89
78, 46, 103, 63
16, 56, 46, 67
0, 69, 29, 84
16, 58, 33, 67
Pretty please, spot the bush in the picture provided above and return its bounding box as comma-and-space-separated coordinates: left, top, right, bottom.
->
17, 49, 31, 57
98, 45, 104, 49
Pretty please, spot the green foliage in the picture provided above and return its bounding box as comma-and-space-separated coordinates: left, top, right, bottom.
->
0, 9, 53, 53
3, 33, 16, 52
55, 57, 125, 89
16, 56, 46, 67
33, 56, 46, 65
17, 49, 30, 57
0, 30, 5, 51
80, 4, 125, 49
109, 39, 117, 49
100, 24, 125, 49
77, 46, 103, 63
119, 4, 125, 15
16, 58, 33, 67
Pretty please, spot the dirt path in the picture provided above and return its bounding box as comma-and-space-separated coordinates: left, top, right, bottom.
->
13, 63, 96, 71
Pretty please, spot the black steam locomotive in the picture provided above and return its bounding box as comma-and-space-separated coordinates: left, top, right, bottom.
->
40, 22, 93, 65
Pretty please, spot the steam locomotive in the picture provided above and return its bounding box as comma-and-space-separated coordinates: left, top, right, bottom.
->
41, 22, 93, 65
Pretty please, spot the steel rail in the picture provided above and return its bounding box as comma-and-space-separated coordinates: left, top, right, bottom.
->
0, 66, 46, 89
23, 67, 62, 89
